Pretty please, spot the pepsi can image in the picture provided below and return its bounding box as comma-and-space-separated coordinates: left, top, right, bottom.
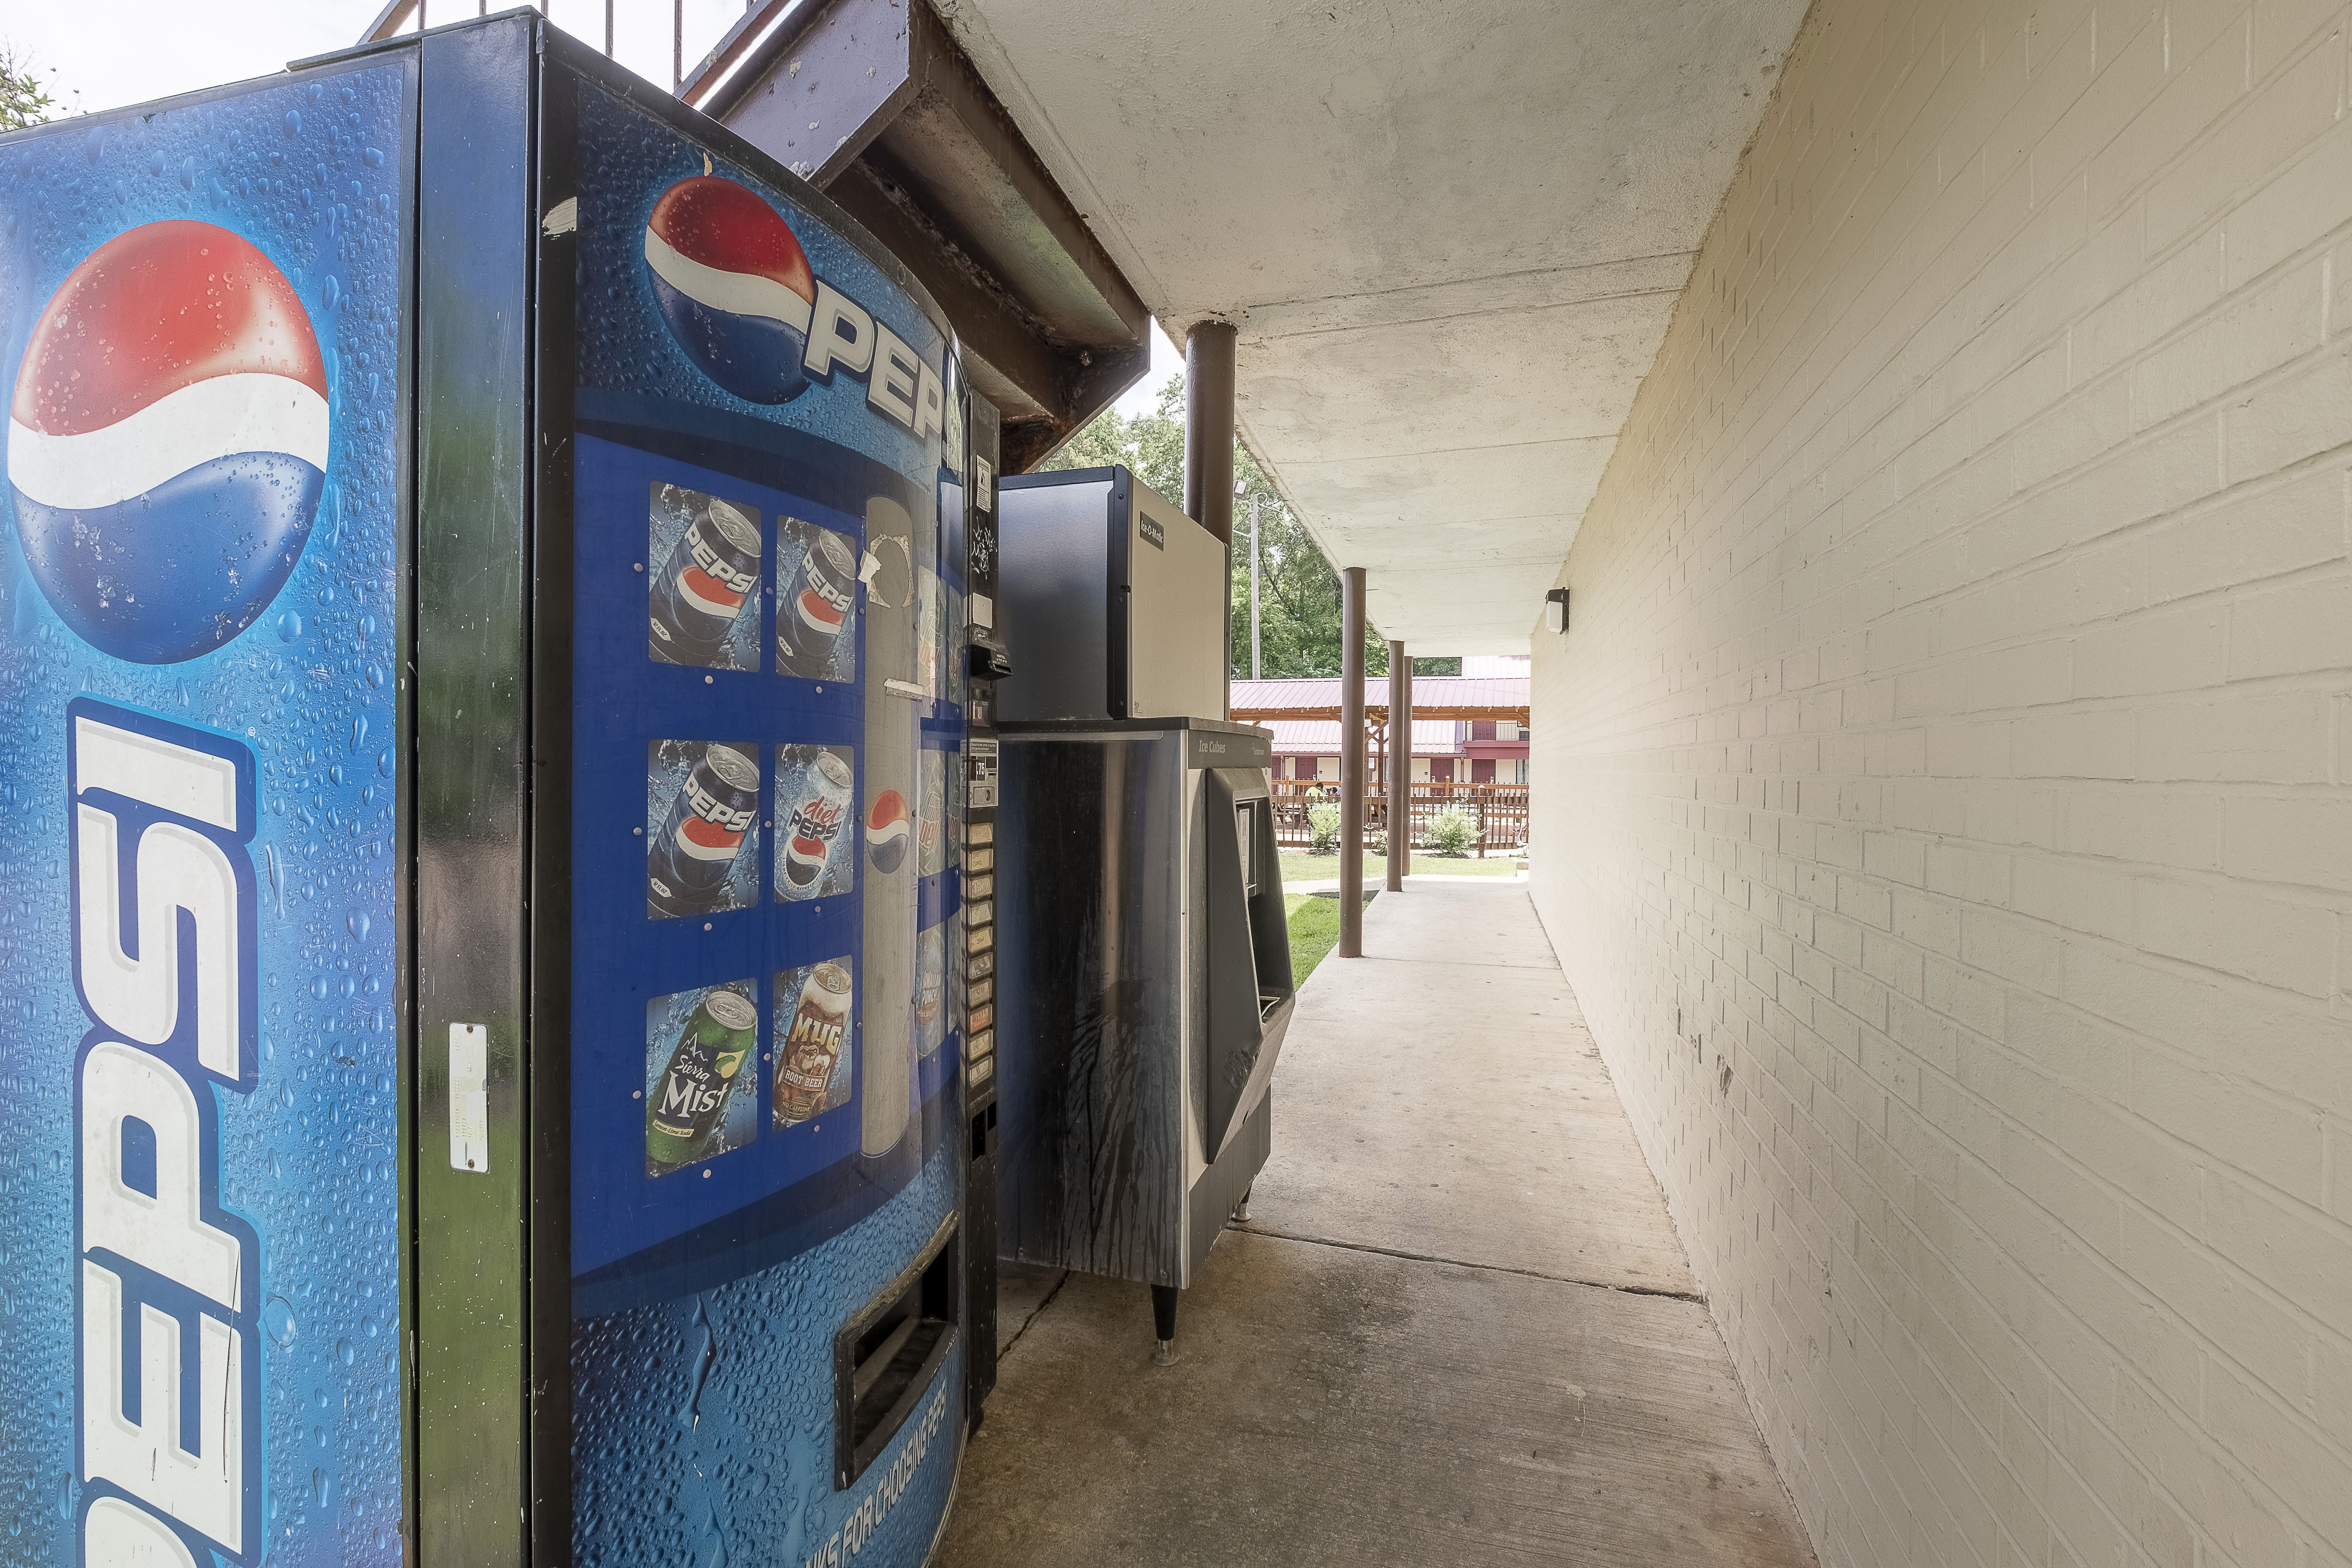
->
648, 742, 762, 919
780, 746, 855, 897
778, 520, 858, 678
649, 489, 762, 666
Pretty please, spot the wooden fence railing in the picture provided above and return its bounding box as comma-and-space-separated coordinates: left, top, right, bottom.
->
1267, 780, 1529, 856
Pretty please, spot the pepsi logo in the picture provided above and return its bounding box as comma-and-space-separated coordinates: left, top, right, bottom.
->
646, 176, 816, 405
866, 789, 911, 875
8, 221, 327, 665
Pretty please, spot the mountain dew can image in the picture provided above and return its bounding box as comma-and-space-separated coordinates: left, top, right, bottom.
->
647, 987, 760, 1173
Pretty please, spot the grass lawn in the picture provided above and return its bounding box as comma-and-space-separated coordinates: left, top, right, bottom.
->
1283, 891, 1356, 985
1278, 851, 1521, 884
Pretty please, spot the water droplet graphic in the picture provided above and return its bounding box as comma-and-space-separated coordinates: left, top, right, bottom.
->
312, 1468, 332, 1510
264, 1296, 298, 1347
337, 1338, 354, 1367
54, 1473, 73, 1521
347, 911, 370, 941
278, 610, 302, 642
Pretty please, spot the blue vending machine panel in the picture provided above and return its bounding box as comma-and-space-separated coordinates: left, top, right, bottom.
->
0, 56, 414, 1568
562, 73, 969, 1568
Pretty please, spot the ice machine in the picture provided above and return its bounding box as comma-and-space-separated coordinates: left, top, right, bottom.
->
0, 13, 995, 1565
994, 718, 1295, 1355
995, 466, 1229, 723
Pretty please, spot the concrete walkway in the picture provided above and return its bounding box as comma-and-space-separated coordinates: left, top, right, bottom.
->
938, 879, 1815, 1568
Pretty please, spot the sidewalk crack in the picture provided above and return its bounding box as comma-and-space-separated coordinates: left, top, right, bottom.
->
1230, 1223, 1705, 1305
997, 1269, 1073, 1361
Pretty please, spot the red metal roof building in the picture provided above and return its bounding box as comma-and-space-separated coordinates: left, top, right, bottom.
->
1231, 667, 1530, 786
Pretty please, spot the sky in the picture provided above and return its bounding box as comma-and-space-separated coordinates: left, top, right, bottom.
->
4, 1, 1181, 411
1112, 322, 1183, 420
4, 1, 760, 116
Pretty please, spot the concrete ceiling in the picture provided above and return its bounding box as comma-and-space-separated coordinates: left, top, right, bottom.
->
934, 0, 1809, 654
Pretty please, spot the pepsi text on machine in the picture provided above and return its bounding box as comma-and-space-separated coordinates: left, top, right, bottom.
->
70, 703, 266, 1565
7, 210, 338, 1564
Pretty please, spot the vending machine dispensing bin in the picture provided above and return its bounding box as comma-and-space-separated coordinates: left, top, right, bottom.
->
0, 13, 991, 1564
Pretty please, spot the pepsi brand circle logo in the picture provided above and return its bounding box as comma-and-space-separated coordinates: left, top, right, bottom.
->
7, 220, 328, 665
866, 789, 910, 875
645, 176, 816, 405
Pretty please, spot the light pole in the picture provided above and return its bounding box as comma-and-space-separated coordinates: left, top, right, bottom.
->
1234, 479, 1262, 679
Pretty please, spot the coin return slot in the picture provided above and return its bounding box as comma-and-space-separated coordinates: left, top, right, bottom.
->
833, 1218, 958, 1490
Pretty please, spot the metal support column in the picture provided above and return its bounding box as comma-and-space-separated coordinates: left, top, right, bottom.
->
1340, 567, 1367, 957
1185, 322, 1237, 714
1387, 641, 1408, 891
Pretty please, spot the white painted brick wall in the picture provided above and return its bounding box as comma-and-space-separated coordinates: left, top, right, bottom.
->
1526, 0, 2352, 1563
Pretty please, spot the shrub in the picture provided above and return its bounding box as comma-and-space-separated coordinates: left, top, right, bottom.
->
1305, 799, 1343, 853
1425, 808, 1479, 856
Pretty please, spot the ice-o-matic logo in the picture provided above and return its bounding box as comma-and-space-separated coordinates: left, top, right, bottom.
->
67, 699, 264, 1567
644, 175, 948, 444
7, 221, 327, 664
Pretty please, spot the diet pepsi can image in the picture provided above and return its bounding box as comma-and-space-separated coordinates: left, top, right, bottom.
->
646, 985, 760, 1175
779, 746, 855, 899
647, 741, 762, 919
777, 520, 858, 678
649, 490, 762, 668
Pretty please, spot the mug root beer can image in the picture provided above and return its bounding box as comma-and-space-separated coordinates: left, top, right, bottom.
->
775, 962, 852, 1125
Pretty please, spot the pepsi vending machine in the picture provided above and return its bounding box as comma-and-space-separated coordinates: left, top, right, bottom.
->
0, 11, 987, 1565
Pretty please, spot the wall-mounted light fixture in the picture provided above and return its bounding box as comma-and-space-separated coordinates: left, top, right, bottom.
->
1544, 587, 1570, 634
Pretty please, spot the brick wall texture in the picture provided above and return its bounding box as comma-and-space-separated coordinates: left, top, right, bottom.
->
1526, 0, 2352, 1562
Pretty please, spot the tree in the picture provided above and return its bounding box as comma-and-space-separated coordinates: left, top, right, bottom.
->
1041, 374, 1460, 681
1, 47, 59, 132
